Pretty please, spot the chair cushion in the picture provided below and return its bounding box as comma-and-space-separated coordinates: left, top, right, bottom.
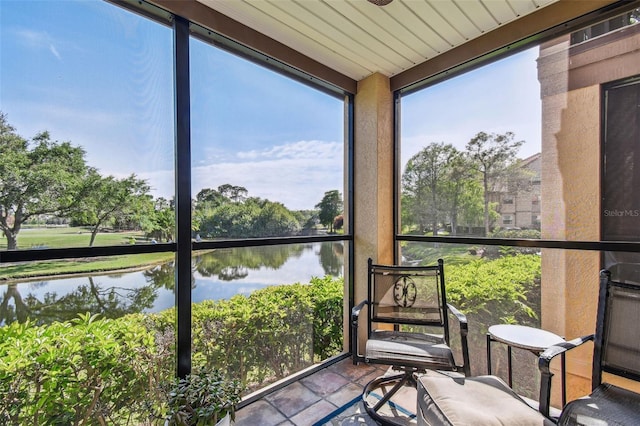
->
417, 374, 554, 426
558, 383, 640, 426
366, 330, 455, 369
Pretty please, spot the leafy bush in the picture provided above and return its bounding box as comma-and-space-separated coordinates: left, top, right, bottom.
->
446, 254, 541, 324
0, 313, 158, 425
309, 276, 344, 359
489, 228, 541, 239
153, 276, 344, 391
165, 367, 243, 426
0, 276, 344, 424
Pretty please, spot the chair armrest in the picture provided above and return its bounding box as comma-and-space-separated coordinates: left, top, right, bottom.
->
351, 300, 368, 364
537, 334, 594, 418
539, 334, 595, 374
351, 300, 368, 325
446, 303, 468, 334
447, 303, 471, 376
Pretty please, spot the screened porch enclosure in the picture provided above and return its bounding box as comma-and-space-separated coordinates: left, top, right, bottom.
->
1, 0, 640, 424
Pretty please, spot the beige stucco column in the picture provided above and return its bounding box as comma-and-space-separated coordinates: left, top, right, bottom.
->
539, 36, 602, 404
540, 84, 601, 403
539, 33, 640, 404
343, 72, 394, 352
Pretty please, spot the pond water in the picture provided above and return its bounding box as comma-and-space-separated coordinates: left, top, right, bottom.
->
0, 242, 344, 326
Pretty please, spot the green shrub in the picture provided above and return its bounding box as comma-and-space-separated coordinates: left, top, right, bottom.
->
152, 276, 345, 391
0, 313, 159, 425
446, 254, 541, 324
309, 276, 344, 359
0, 276, 344, 425
165, 367, 243, 426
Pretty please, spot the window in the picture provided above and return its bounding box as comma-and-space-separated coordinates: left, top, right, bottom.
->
570, 8, 640, 45
397, 2, 640, 389
189, 29, 344, 240
0, 0, 175, 306
602, 77, 640, 282
0, 0, 349, 421
400, 47, 541, 238
1, 1, 174, 251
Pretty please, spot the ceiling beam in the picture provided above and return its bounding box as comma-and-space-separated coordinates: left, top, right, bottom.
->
390, 0, 621, 91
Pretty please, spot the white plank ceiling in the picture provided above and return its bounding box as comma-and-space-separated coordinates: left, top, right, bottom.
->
197, 0, 558, 80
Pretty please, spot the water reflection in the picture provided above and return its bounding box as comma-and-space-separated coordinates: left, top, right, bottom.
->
0, 242, 344, 326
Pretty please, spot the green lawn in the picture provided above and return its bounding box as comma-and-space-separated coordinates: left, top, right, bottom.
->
1, 227, 174, 280
1, 226, 146, 250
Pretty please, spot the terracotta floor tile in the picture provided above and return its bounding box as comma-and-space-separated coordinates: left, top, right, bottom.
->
300, 369, 349, 396
264, 381, 322, 418
288, 399, 338, 425
234, 400, 287, 426
235, 359, 418, 425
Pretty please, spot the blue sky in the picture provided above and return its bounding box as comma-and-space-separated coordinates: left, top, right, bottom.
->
1, 0, 344, 211
1, 0, 541, 210
401, 47, 542, 167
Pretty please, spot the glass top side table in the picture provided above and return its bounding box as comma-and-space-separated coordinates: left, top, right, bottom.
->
487, 324, 566, 406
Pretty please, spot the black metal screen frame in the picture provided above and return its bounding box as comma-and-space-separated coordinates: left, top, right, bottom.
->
0, 0, 355, 382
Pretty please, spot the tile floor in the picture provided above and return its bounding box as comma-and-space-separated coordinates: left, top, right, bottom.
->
234, 357, 410, 426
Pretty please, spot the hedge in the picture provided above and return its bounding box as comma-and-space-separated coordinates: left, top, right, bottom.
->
0, 276, 344, 425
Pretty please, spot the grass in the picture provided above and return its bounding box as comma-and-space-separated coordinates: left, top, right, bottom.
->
1, 226, 144, 250
1, 227, 174, 280
0, 253, 175, 280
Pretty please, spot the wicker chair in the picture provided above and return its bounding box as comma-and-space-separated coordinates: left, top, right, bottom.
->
416, 269, 640, 426
352, 258, 470, 425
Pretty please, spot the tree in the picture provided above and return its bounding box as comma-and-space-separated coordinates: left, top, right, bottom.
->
466, 131, 524, 235
71, 171, 151, 246
441, 151, 483, 235
315, 190, 343, 233
254, 200, 301, 237
217, 184, 248, 203
0, 113, 90, 249
195, 188, 225, 207
150, 204, 175, 242
193, 188, 225, 235
402, 143, 459, 235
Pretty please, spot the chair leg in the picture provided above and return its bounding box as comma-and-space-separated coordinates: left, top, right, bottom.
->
363, 372, 416, 426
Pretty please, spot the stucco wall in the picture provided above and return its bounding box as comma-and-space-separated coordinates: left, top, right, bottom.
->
348, 73, 395, 353
539, 25, 640, 401
540, 83, 601, 401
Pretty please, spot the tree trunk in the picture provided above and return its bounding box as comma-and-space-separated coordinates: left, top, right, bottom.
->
5, 230, 18, 250
483, 174, 490, 236
90, 226, 99, 247
0, 283, 30, 323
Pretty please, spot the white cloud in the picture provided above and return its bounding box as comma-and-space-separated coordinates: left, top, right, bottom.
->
49, 44, 61, 60
16, 29, 62, 61
237, 140, 342, 161
137, 139, 344, 211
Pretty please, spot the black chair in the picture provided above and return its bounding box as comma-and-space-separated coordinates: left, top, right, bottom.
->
416, 269, 640, 426
539, 269, 640, 425
352, 258, 470, 425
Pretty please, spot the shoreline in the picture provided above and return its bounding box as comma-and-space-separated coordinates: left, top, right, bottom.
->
0, 249, 215, 283
0, 262, 165, 284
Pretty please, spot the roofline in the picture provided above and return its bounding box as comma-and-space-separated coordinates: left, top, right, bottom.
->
142, 0, 633, 94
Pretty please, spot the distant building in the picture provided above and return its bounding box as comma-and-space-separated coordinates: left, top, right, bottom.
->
495, 153, 541, 230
